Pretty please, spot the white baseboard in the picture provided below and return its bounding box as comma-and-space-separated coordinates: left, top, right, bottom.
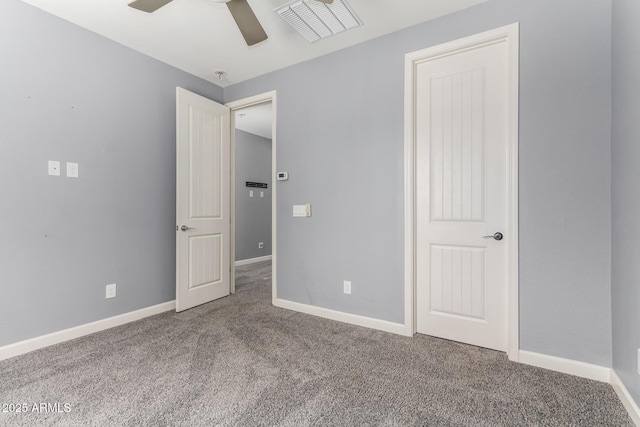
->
235, 255, 272, 266
273, 298, 410, 336
0, 301, 176, 361
518, 350, 611, 383
611, 370, 640, 426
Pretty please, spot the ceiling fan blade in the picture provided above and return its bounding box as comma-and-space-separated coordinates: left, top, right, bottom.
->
128, 0, 173, 13
226, 0, 268, 47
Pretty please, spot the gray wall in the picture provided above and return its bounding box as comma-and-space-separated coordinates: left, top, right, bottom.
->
0, 0, 618, 373
225, 0, 613, 366
0, 0, 222, 346
612, 0, 640, 406
235, 129, 272, 261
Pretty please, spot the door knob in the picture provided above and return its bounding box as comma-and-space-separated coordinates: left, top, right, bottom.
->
180, 225, 195, 232
482, 232, 503, 241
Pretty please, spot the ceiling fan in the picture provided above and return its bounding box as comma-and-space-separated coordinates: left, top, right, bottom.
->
128, 0, 334, 46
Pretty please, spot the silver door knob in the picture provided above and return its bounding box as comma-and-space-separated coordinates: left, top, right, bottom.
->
180, 225, 195, 232
482, 232, 503, 241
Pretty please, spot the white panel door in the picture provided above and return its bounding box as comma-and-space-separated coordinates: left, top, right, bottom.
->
176, 87, 230, 312
415, 40, 509, 351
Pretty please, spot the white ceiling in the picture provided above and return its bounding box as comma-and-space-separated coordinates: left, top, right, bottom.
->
235, 102, 273, 139
19, 0, 488, 87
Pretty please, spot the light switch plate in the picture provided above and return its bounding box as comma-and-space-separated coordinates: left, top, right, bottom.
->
66, 162, 79, 178
48, 160, 60, 176
293, 204, 311, 217
293, 205, 305, 217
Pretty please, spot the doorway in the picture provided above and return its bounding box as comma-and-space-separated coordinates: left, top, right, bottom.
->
228, 92, 277, 302
404, 25, 519, 359
234, 102, 273, 265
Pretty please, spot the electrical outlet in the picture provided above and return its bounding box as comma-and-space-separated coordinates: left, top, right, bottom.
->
106, 283, 116, 299
343, 280, 351, 295
258, 242, 264, 249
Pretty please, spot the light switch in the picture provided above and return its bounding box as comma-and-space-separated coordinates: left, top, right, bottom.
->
48, 160, 61, 176
343, 280, 352, 295
293, 205, 305, 217
250, 190, 254, 198
66, 162, 79, 178
293, 204, 312, 217
260, 191, 264, 198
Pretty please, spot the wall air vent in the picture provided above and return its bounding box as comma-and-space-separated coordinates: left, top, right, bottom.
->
275, 0, 361, 43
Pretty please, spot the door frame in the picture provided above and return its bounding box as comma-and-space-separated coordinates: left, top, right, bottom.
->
403, 24, 520, 361
226, 91, 277, 303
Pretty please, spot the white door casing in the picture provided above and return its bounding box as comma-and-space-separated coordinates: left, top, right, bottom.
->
226, 91, 278, 302
176, 87, 231, 312
404, 24, 519, 357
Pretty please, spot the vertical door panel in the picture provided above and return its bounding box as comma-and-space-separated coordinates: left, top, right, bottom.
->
189, 106, 222, 219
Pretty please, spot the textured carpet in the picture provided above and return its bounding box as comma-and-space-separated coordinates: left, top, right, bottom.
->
0, 260, 632, 426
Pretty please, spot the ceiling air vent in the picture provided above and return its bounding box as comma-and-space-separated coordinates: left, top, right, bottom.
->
275, 0, 361, 43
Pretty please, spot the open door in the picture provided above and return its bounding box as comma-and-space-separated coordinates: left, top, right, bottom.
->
176, 87, 231, 312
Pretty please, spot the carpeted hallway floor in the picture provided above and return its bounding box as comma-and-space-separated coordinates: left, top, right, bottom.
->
0, 260, 633, 426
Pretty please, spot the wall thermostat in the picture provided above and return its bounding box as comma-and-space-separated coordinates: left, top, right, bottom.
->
277, 172, 289, 181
